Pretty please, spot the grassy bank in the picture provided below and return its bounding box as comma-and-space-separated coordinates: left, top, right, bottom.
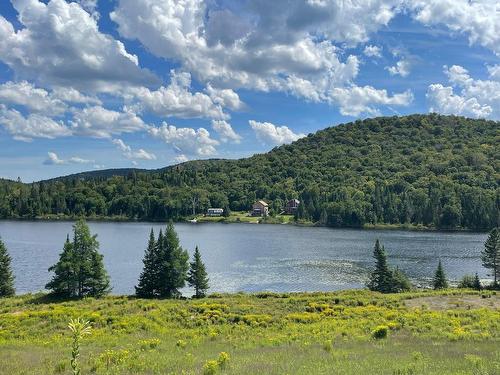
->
0, 289, 499, 374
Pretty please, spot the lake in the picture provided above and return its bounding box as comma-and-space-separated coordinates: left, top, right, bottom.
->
0, 221, 488, 295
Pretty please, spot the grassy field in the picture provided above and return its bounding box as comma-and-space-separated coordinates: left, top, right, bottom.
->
0, 290, 499, 374
194, 211, 296, 225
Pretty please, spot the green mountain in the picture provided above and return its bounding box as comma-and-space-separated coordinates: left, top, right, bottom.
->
1, 114, 498, 230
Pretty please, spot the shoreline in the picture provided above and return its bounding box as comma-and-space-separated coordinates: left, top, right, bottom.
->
0, 215, 489, 233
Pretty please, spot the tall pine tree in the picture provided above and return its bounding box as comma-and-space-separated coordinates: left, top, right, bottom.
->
46, 219, 110, 298
46, 235, 77, 297
158, 222, 189, 298
188, 246, 209, 298
368, 239, 393, 293
136, 229, 158, 298
481, 228, 499, 287
433, 260, 448, 289
0, 237, 15, 297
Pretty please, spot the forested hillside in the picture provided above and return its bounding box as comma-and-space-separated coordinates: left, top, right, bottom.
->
0, 114, 498, 230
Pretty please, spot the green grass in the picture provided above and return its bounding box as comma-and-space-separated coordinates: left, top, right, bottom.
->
194, 211, 298, 225
0, 289, 499, 374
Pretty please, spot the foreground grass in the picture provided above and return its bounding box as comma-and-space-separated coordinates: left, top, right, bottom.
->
0, 290, 499, 374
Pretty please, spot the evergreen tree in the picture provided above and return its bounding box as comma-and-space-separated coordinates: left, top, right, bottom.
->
368, 239, 393, 293
187, 246, 209, 298
158, 222, 189, 298
0, 237, 15, 297
433, 260, 448, 289
473, 273, 482, 290
135, 229, 158, 298
391, 267, 412, 292
481, 228, 499, 287
46, 235, 77, 297
46, 219, 110, 298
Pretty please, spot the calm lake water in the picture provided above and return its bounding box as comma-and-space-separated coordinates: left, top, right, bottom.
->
0, 221, 488, 295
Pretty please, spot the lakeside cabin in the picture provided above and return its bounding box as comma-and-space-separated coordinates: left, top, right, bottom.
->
207, 208, 224, 217
252, 200, 269, 217
285, 199, 300, 214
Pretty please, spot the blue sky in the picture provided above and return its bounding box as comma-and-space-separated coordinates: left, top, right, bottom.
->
0, 0, 499, 182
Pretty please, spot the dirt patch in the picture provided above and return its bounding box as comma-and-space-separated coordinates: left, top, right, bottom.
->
405, 294, 500, 310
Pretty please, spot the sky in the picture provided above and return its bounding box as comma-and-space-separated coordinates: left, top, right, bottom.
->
0, 0, 499, 182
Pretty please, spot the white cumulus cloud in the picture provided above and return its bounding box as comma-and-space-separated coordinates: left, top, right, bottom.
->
149, 123, 219, 156
112, 138, 156, 160
70, 106, 147, 138
211, 120, 242, 144
364, 45, 383, 58
0, 0, 158, 93
43, 151, 93, 165
249, 120, 305, 146
0, 104, 72, 141
426, 65, 500, 119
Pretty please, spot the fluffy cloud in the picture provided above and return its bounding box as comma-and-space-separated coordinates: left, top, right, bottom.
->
329, 86, 413, 116
110, 0, 410, 115
0, 81, 67, 116
128, 71, 228, 120
0, 0, 157, 92
149, 123, 219, 156
426, 65, 500, 119
206, 85, 244, 111
0, 105, 71, 141
70, 106, 147, 138
112, 138, 156, 160
211, 120, 242, 143
174, 154, 189, 163
386, 59, 412, 77
0, 81, 100, 116
410, 0, 500, 56
249, 120, 305, 146
363, 45, 382, 58
44, 151, 93, 165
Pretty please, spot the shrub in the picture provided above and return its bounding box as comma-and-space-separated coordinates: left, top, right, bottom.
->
139, 338, 161, 350
217, 352, 230, 367
203, 360, 219, 375
372, 325, 389, 339
458, 275, 475, 289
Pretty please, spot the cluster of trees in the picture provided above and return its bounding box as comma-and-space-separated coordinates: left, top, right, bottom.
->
368, 227, 500, 293
135, 224, 209, 298
0, 115, 498, 230
0, 219, 209, 299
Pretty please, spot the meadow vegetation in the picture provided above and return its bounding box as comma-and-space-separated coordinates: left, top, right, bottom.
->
0, 289, 499, 374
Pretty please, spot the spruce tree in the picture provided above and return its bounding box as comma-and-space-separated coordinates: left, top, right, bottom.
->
433, 260, 448, 289
368, 239, 393, 293
473, 273, 482, 290
46, 235, 77, 297
481, 228, 499, 287
0, 237, 15, 297
158, 222, 189, 298
188, 246, 209, 298
136, 229, 158, 298
46, 219, 110, 298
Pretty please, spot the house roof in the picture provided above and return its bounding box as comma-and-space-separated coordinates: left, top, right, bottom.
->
288, 199, 300, 204
255, 200, 268, 206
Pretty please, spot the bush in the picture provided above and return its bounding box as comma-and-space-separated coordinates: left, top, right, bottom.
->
372, 325, 389, 339
203, 360, 219, 375
217, 352, 230, 367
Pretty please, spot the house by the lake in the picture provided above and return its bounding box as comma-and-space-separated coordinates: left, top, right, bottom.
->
207, 208, 224, 217
251, 200, 269, 217
285, 199, 300, 214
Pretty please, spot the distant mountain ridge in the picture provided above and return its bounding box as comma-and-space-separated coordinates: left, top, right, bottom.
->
1, 114, 499, 230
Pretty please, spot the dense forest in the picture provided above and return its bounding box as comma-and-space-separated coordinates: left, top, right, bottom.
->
0, 114, 498, 230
